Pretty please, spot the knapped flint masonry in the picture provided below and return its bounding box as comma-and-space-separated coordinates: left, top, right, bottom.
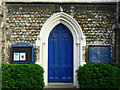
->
1, 0, 120, 87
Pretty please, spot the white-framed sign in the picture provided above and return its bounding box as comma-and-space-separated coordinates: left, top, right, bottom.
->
14, 53, 19, 61
20, 53, 26, 61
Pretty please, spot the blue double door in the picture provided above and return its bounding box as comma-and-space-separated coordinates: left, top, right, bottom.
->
48, 24, 73, 83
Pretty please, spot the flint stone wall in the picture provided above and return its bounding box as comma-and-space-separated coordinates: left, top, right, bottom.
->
2, 3, 116, 63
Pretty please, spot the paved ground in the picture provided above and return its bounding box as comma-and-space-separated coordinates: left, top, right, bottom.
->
43, 88, 79, 90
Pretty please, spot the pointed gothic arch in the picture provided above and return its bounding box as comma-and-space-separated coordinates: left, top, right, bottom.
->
36, 12, 86, 87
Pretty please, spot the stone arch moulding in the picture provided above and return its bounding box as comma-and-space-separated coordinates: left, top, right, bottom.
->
36, 12, 86, 87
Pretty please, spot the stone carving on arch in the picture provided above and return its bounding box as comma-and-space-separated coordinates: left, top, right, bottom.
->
36, 12, 86, 87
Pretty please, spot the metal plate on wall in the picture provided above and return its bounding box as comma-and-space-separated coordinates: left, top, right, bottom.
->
89, 45, 111, 63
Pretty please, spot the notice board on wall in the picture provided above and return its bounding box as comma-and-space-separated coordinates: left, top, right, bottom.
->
89, 45, 111, 63
11, 42, 33, 64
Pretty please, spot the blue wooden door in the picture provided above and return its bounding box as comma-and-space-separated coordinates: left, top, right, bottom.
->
48, 24, 73, 82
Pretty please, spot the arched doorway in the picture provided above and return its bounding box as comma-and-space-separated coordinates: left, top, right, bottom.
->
48, 24, 73, 82
36, 12, 86, 87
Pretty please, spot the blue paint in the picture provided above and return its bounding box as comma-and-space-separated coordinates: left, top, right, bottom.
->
48, 24, 73, 82
12, 42, 33, 47
89, 46, 111, 63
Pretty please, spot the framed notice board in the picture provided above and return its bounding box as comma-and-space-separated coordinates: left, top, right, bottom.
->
89, 45, 111, 63
11, 42, 33, 64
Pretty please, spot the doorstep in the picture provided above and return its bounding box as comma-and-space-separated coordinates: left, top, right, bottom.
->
43, 83, 77, 90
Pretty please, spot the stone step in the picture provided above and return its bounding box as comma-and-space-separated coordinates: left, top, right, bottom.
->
43, 83, 78, 90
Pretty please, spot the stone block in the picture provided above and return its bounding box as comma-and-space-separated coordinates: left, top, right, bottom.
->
31, 23, 35, 27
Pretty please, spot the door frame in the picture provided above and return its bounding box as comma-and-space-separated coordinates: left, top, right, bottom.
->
36, 12, 86, 87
